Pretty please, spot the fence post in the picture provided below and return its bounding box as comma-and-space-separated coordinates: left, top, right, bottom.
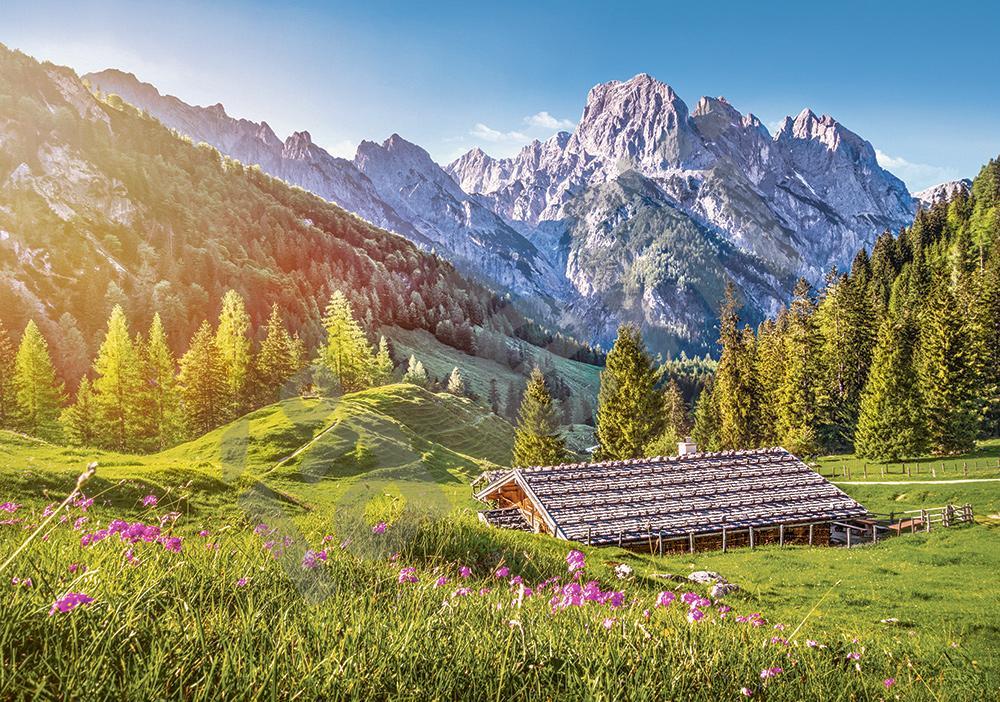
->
964, 463, 968, 478
688, 531, 695, 554
847, 528, 852, 548
618, 531, 622, 548
808, 524, 814, 546
921, 509, 929, 533
749, 527, 755, 549
587, 527, 592, 546
657, 530, 663, 557
863, 463, 868, 479
722, 526, 727, 553
779, 524, 785, 546
872, 523, 878, 543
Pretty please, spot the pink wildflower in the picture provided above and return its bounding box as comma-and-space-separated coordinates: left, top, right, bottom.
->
371, 521, 387, 534
740, 687, 754, 697
759, 667, 783, 680
883, 678, 895, 689
397, 567, 418, 584
42, 503, 57, 517
452, 587, 472, 598
458, 566, 472, 578
141, 495, 158, 507
494, 566, 510, 578
601, 617, 616, 630
0, 502, 20, 513
199, 530, 211, 538
159, 536, 182, 553
124, 549, 139, 565
806, 639, 819, 648
773, 623, 786, 631
68, 563, 85, 574
655, 591, 676, 608
846, 652, 861, 661
73, 495, 94, 511
73, 517, 88, 530
434, 576, 448, 588
566, 549, 586, 573
235, 578, 248, 587
687, 607, 705, 623
302, 549, 328, 569
49, 592, 94, 615
770, 636, 789, 646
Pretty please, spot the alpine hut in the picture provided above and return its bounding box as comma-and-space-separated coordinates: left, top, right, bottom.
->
473, 443, 869, 554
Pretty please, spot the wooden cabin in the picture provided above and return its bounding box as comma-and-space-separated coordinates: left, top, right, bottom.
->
473, 444, 869, 554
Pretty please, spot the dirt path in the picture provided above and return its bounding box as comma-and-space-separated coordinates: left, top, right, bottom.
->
833, 478, 1000, 485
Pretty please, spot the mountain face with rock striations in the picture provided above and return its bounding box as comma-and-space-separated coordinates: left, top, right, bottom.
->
86, 69, 916, 352
913, 179, 972, 209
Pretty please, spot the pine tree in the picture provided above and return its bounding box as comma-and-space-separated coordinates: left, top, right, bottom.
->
61, 377, 98, 447
372, 336, 394, 386
138, 314, 183, 451
594, 324, 663, 460
319, 291, 375, 393
215, 290, 253, 418
91, 305, 143, 452
691, 380, 720, 452
446, 367, 465, 396
488, 378, 501, 415
0, 319, 16, 430
855, 311, 924, 460
645, 378, 689, 456
776, 279, 822, 455
973, 246, 1000, 436
255, 304, 300, 404
918, 281, 979, 453
401, 355, 428, 387
754, 315, 785, 445
504, 381, 520, 421
56, 312, 90, 391
179, 321, 227, 437
512, 367, 568, 467
714, 283, 761, 450
13, 321, 64, 441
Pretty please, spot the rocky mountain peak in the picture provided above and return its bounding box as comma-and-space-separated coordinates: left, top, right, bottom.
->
282, 130, 313, 159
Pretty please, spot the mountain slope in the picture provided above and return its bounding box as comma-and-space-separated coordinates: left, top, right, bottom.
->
83, 69, 565, 313
0, 45, 496, 362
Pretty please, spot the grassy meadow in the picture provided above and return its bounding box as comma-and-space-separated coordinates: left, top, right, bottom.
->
0, 384, 997, 700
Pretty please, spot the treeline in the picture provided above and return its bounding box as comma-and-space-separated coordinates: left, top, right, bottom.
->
0, 44, 601, 394
691, 159, 1000, 459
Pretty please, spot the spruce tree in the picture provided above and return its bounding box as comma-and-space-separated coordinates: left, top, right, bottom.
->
215, 290, 253, 418
973, 246, 1000, 436
488, 378, 501, 415
754, 316, 785, 445
179, 321, 227, 437
504, 381, 520, 421
594, 324, 663, 460
56, 312, 90, 391
645, 377, 689, 456
92, 305, 143, 452
446, 367, 465, 396
0, 320, 16, 430
255, 304, 299, 404
372, 336, 394, 386
61, 377, 98, 447
512, 367, 568, 467
714, 283, 761, 449
691, 380, 720, 452
776, 279, 822, 455
319, 291, 375, 393
855, 311, 924, 460
139, 314, 183, 451
401, 355, 428, 387
918, 281, 979, 453
13, 321, 64, 441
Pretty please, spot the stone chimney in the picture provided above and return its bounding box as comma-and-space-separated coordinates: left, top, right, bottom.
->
678, 437, 697, 456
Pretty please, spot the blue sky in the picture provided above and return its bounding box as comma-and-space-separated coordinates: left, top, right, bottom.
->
3, 0, 999, 190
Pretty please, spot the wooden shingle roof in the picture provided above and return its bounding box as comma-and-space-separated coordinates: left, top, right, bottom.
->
477, 508, 532, 531
475, 448, 867, 545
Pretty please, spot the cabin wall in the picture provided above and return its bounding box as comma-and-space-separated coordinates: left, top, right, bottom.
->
621, 523, 832, 555
493, 483, 550, 535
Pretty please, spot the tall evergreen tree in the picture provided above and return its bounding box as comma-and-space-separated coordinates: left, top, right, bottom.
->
13, 321, 64, 441
372, 336, 395, 386
691, 380, 720, 452
754, 315, 785, 446
918, 281, 979, 453
55, 312, 89, 391
714, 283, 761, 449
446, 367, 465, 396
776, 279, 822, 455
138, 314, 183, 451
504, 381, 520, 421
488, 378, 501, 415
61, 376, 98, 447
319, 291, 374, 393
179, 321, 227, 437
855, 310, 925, 460
215, 290, 253, 417
594, 324, 663, 460
973, 246, 1000, 436
255, 304, 300, 404
645, 377, 689, 456
91, 305, 143, 452
401, 355, 428, 387
0, 320, 16, 430
512, 367, 568, 468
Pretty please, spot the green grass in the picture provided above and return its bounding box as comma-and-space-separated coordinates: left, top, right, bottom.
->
0, 390, 997, 699
816, 439, 1000, 480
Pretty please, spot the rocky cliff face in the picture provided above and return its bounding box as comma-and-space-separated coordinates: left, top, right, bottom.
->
913, 179, 972, 209
86, 69, 916, 352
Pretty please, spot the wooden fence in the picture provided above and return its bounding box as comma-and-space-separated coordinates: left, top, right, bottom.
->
815, 457, 1000, 480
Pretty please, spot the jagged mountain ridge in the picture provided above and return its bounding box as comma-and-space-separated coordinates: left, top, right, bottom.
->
86, 69, 916, 352
83, 69, 565, 314
913, 179, 972, 209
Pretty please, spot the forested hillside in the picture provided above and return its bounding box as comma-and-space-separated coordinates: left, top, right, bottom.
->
691, 159, 1000, 458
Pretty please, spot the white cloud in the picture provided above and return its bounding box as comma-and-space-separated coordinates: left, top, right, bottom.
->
325, 139, 358, 159
524, 111, 575, 130
470, 122, 528, 143
874, 149, 961, 192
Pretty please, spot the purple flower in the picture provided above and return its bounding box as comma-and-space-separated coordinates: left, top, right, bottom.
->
434, 576, 448, 588
0, 502, 20, 513
770, 636, 788, 646
235, 578, 248, 588
49, 592, 94, 615
302, 549, 328, 569
601, 617, 616, 630
68, 563, 85, 574
73, 516, 88, 530
397, 567, 418, 584
458, 566, 472, 579
159, 536, 182, 553
759, 667, 783, 680
655, 591, 676, 608
566, 549, 586, 573
740, 688, 754, 698
883, 678, 895, 689
141, 495, 158, 507
494, 566, 510, 578
846, 651, 861, 661
687, 607, 705, 623
198, 530, 211, 538
73, 495, 94, 511
452, 587, 472, 598
371, 521, 387, 534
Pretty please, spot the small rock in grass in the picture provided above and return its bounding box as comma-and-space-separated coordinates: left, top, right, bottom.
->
688, 570, 725, 584
711, 582, 740, 598
651, 573, 687, 582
